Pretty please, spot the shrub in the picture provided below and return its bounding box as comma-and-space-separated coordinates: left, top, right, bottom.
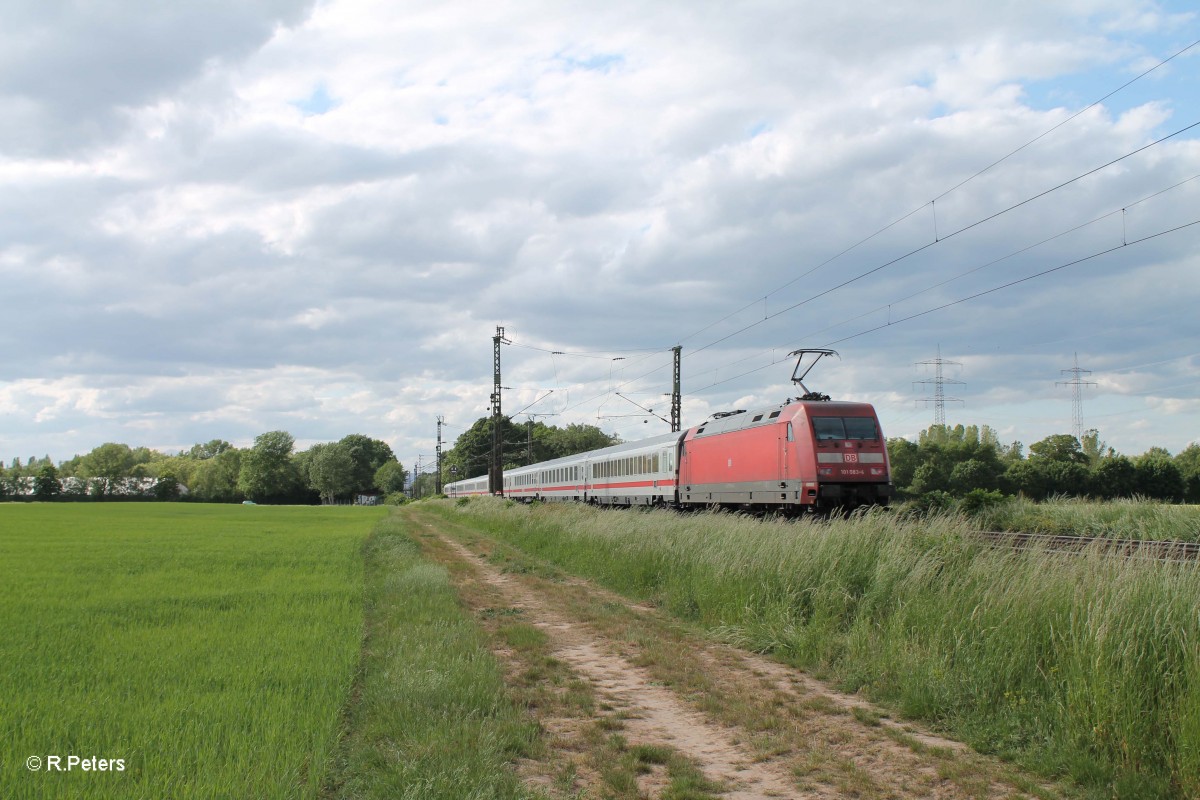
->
958, 488, 1007, 515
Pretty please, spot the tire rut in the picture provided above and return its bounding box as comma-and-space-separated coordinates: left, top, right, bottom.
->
437, 531, 801, 799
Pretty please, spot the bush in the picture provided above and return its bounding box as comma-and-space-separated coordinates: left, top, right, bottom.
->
959, 488, 1007, 515
909, 490, 955, 515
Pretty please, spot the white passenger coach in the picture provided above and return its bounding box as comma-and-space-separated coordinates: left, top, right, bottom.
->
446, 431, 682, 507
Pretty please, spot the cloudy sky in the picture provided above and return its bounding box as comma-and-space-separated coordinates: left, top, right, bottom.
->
2, 0, 1198, 472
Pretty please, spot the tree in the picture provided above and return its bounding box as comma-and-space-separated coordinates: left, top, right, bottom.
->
1028, 434, 1088, 465
187, 439, 235, 460
191, 449, 243, 502
33, 464, 61, 501
949, 458, 1001, 495
443, 416, 527, 481
304, 443, 357, 504
909, 462, 950, 495
886, 438, 920, 491
81, 443, 136, 497
1005, 459, 1088, 500
1176, 444, 1200, 503
1091, 455, 1136, 499
337, 434, 396, 495
1080, 429, 1113, 467
543, 423, 621, 460
237, 431, 301, 503
374, 461, 408, 494
1132, 452, 1184, 503
153, 471, 180, 501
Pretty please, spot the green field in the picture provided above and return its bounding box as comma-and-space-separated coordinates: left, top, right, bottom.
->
440, 497, 1200, 799
1, 504, 383, 800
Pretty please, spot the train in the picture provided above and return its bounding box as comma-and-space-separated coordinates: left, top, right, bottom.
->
445, 396, 892, 514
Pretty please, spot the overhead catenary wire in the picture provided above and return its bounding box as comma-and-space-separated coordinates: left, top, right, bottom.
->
681, 173, 1200, 388
673, 38, 1200, 349
683, 217, 1200, 394
511, 157, 1198, 413
682, 118, 1200, 360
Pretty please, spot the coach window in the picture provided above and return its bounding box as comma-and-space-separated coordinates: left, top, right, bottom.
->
787, 422, 795, 442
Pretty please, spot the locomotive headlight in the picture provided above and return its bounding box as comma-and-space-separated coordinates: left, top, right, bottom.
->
818, 468, 833, 476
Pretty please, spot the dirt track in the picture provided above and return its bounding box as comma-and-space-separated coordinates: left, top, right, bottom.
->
410, 508, 1060, 800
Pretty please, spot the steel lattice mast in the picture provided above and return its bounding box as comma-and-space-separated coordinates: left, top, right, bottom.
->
1057, 353, 1096, 441
915, 345, 964, 427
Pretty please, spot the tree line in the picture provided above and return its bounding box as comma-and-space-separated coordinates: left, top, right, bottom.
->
5, 419, 1195, 506
0, 432, 408, 505
887, 425, 1200, 505
436, 417, 622, 485
0, 418, 621, 504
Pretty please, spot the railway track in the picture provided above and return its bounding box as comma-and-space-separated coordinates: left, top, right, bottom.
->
975, 530, 1200, 562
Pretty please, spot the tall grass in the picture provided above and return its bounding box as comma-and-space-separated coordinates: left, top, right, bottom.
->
439, 498, 1200, 799
0, 504, 380, 800
969, 496, 1200, 541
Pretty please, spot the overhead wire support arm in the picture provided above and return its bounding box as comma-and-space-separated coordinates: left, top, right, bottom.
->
615, 392, 671, 427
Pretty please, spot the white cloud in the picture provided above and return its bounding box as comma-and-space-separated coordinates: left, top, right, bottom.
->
0, 0, 1197, 467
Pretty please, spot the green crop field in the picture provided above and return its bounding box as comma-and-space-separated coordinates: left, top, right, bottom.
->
1, 504, 384, 800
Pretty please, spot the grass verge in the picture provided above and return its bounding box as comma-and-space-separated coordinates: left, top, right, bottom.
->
436, 497, 1200, 800
320, 511, 541, 800
969, 496, 1200, 541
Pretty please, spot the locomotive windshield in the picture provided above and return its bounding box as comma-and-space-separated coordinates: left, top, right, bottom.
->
812, 416, 879, 441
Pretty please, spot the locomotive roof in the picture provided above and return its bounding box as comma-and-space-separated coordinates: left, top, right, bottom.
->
689, 399, 873, 439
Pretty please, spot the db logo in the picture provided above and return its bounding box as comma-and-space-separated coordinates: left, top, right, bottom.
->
844, 453, 858, 463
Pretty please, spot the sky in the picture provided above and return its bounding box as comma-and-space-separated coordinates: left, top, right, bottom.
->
1, 0, 1198, 474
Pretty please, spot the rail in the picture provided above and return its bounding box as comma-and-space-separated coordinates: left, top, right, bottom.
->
974, 530, 1200, 563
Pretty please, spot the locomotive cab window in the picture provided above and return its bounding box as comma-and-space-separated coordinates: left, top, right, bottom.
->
812, 417, 879, 441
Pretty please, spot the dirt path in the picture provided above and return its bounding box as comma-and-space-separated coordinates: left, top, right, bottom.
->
442, 534, 798, 799
411, 509, 1061, 800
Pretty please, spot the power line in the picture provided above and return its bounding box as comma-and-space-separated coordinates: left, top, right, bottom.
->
674, 38, 1200, 349
682, 173, 1200, 390
685, 217, 1200, 393
681, 118, 1200, 361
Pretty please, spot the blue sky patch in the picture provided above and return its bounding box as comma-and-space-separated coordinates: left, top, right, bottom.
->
556, 52, 624, 74
293, 84, 337, 116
